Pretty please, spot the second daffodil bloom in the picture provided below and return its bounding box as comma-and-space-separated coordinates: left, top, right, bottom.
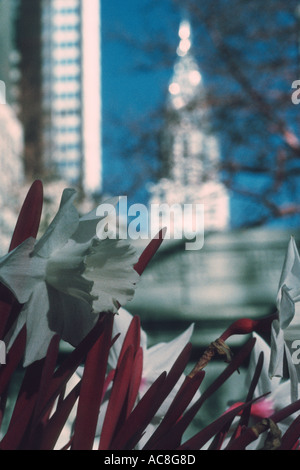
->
0, 189, 139, 366
269, 236, 300, 402
100, 308, 199, 449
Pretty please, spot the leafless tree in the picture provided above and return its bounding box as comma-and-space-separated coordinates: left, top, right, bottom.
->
107, 0, 300, 227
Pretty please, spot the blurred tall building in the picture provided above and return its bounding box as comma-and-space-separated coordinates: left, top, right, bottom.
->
15, 0, 102, 195
149, 20, 229, 233
0, 0, 24, 252
15, 0, 44, 180
41, 0, 102, 194
0, 0, 20, 105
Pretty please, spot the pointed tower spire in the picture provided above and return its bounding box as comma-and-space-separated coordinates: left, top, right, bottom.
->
168, 19, 202, 110
149, 18, 230, 233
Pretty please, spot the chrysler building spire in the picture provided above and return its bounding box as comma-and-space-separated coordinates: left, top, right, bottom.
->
149, 18, 230, 233
168, 19, 202, 110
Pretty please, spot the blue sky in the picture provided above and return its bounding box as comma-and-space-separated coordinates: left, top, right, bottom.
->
101, 0, 178, 203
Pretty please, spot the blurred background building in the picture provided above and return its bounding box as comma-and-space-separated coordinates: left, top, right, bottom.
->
0, 0, 299, 365
41, 0, 101, 194
0, 0, 300, 422
0, 0, 24, 251
15, 0, 101, 195
149, 20, 229, 234
0, 0, 102, 253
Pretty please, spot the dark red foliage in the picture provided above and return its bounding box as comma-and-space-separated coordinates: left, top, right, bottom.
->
71, 313, 114, 450
134, 228, 167, 275
0, 181, 299, 450
220, 315, 278, 341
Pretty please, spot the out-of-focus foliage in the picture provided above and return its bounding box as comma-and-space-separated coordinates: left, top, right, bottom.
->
108, 0, 300, 227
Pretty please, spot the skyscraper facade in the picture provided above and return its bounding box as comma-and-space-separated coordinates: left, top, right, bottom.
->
16, 0, 44, 178
41, 0, 102, 194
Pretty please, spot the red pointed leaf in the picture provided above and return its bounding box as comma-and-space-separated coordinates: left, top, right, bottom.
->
37, 313, 111, 422
279, 414, 300, 450
126, 347, 143, 417
0, 296, 21, 340
9, 180, 43, 251
111, 342, 192, 450
0, 359, 45, 450
72, 313, 114, 450
220, 314, 277, 341
208, 418, 235, 450
39, 381, 81, 450
0, 326, 26, 397
101, 369, 115, 403
226, 397, 300, 450
179, 399, 262, 450
134, 228, 167, 275
0, 181, 43, 338
271, 398, 300, 424
143, 370, 205, 450
30, 335, 61, 431
109, 372, 167, 450
153, 337, 256, 449
228, 351, 264, 445
99, 345, 134, 450
117, 315, 141, 366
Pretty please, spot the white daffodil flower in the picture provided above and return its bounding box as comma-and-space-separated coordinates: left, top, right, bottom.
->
0, 189, 139, 366
97, 308, 198, 448
246, 333, 300, 450
109, 307, 195, 404
269, 237, 300, 401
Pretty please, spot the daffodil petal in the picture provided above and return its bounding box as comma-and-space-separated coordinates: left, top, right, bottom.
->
46, 239, 95, 306
140, 324, 199, 425
33, 189, 79, 258
277, 237, 300, 307
84, 238, 139, 314
22, 282, 56, 366
50, 239, 90, 270
72, 196, 119, 244
47, 285, 98, 347
143, 324, 194, 378
285, 343, 299, 402
279, 285, 295, 330
269, 319, 285, 379
0, 237, 44, 304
